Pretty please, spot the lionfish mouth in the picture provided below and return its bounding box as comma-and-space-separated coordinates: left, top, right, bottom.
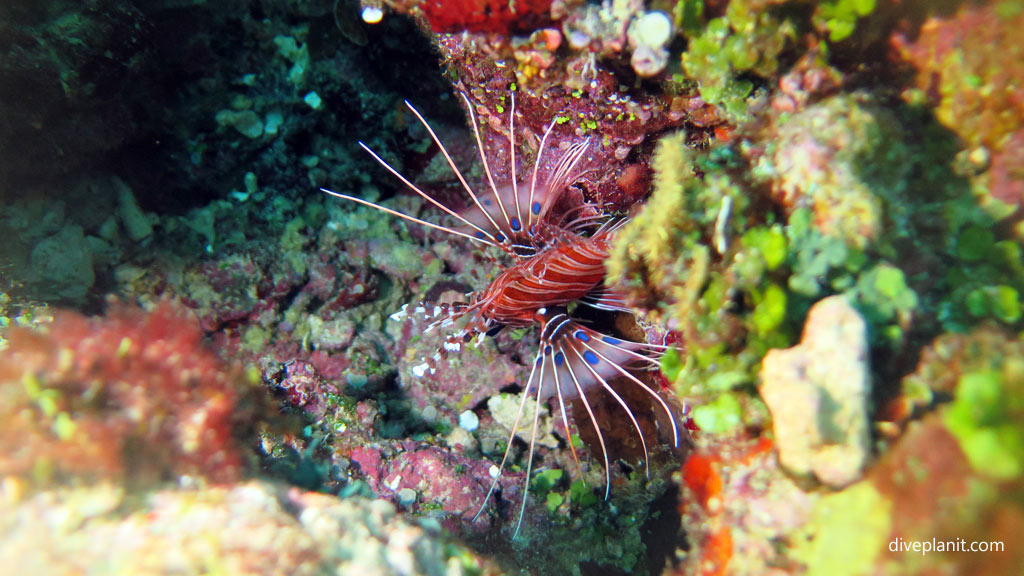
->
322, 90, 684, 538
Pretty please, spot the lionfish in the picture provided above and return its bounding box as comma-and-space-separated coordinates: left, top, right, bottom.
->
323, 91, 680, 537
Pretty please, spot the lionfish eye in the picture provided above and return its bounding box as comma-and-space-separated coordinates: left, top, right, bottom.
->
533, 307, 548, 322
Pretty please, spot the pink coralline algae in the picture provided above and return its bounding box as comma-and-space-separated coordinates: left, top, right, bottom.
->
893, 2, 1024, 219
181, 252, 304, 332
303, 254, 380, 314
390, 307, 533, 426
0, 302, 263, 487
350, 443, 523, 529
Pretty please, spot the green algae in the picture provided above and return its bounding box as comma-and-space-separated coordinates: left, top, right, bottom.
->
530, 468, 564, 495
513, 470, 671, 573
279, 217, 309, 275
813, 0, 876, 42
569, 478, 599, 508
792, 482, 891, 576
681, 3, 795, 123
611, 86, 1013, 465
751, 283, 787, 336
943, 368, 1024, 481
966, 285, 1021, 324
692, 393, 744, 435
849, 263, 918, 344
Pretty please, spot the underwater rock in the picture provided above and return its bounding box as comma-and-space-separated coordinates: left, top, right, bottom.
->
0, 480, 485, 575
0, 1, 155, 184
894, 3, 1024, 155
270, 359, 339, 420
760, 296, 871, 488
348, 443, 518, 527
487, 392, 559, 449
182, 254, 265, 331
627, 11, 673, 78
215, 109, 265, 140
113, 177, 154, 242
680, 437, 814, 575
762, 94, 911, 251
390, 309, 531, 428
28, 225, 95, 301
898, 326, 1024, 481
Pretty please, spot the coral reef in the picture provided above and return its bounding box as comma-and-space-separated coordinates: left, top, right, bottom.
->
3, 0, 1024, 574
680, 436, 812, 575
894, 1, 1024, 227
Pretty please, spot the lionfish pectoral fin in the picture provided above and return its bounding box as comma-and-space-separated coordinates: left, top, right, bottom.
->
573, 327, 682, 450
579, 285, 633, 314
543, 319, 684, 485
473, 348, 544, 530
544, 334, 613, 501
392, 300, 466, 332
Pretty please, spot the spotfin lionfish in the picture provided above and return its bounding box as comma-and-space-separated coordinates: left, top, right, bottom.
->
322, 91, 682, 537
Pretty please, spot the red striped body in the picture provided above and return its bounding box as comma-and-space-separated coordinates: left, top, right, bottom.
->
475, 229, 614, 326
333, 94, 684, 539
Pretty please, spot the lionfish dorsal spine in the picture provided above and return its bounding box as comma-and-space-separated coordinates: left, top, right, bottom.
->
404, 97, 515, 244
507, 90, 523, 233
460, 92, 519, 239
320, 188, 492, 246
355, 136, 501, 245
528, 117, 559, 231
